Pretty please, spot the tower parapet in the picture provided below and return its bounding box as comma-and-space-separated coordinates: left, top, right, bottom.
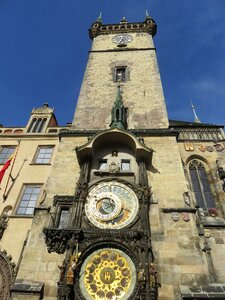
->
89, 15, 157, 40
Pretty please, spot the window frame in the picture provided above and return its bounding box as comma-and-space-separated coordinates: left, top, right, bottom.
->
121, 159, 131, 171
0, 146, 16, 164
57, 206, 71, 229
115, 66, 127, 82
27, 117, 47, 133
32, 145, 54, 165
16, 184, 42, 216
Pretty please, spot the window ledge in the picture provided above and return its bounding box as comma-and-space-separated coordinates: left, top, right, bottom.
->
93, 170, 134, 176
162, 207, 197, 213
29, 163, 51, 166
9, 214, 33, 219
203, 216, 225, 228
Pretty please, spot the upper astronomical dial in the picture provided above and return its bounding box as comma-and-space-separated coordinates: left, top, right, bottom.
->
112, 34, 133, 45
85, 181, 139, 229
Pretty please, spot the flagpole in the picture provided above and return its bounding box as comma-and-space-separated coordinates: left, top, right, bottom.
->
3, 140, 21, 202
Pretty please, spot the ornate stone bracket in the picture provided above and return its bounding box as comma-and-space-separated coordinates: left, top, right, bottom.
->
43, 229, 75, 254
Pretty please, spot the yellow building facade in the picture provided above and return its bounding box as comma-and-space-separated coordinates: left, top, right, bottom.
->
0, 14, 225, 300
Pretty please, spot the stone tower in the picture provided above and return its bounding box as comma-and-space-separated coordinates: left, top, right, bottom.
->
73, 15, 168, 130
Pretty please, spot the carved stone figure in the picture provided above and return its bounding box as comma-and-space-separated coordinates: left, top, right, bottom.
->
149, 263, 158, 289
183, 191, 191, 206
0, 206, 12, 240
109, 161, 120, 173
58, 260, 66, 283
138, 263, 146, 290
66, 253, 81, 285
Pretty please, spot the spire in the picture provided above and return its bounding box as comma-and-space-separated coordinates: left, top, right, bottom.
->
190, 100, 201, 123
145, 9, 151, 20
110, 85, 127, 129
97, 12, 102, 23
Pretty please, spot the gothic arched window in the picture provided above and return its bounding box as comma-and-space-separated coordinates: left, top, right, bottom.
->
189, 159, 215, 210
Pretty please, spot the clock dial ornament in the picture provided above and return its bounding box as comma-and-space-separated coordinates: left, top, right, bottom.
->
79, 248, 136, 300
112, 34, 133, 45
85, 181, 139, 229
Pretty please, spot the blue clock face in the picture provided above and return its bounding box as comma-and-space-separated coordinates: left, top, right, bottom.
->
112, 34, 133, 45
85, 181, 139, 229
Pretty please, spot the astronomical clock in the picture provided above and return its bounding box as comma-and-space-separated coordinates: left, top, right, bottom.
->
43, 127, 158, 300
85, 181, 139, 230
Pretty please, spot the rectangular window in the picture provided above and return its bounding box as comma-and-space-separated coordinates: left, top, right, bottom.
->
34, 146, 54, 164
58, 208, 70, 229
99, 159, 107, 170
115, 67, 126, 82
17, 185, 41, 215
121, 159, 130, 171
0, 146, 15, 164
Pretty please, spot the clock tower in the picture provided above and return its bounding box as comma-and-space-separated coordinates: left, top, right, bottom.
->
44, 14, 162, 300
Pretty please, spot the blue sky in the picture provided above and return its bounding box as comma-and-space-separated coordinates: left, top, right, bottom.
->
0, 0, 224, 127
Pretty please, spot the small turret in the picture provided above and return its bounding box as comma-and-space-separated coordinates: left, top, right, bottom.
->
89, 12, 103, 39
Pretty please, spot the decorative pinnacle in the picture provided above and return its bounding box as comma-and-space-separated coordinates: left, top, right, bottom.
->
190, 100, 201, 123
145, 9, 151, 20
120, 17, 128, 24
110, 85, 127, 129
97, 12, 102, 23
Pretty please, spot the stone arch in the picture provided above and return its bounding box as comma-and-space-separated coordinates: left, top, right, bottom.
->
185, 154, 209, 167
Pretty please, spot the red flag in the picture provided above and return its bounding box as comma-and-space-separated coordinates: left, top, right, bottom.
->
0, 155, 13, 184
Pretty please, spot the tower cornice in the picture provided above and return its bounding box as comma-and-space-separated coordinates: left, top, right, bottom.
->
89, 18, 157, 40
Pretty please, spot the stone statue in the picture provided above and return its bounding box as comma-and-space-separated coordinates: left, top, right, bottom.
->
149, 263, 157, 289
66, 252, 81, 285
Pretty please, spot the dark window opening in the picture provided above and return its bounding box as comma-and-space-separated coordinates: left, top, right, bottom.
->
28, 118, 47, 133
58, 208, 70, 229
115, 67, 126, 82
189, 160, 215, 210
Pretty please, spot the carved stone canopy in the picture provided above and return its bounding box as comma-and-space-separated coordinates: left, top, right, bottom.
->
76, 128, 153, 165
31, 103, 54, 115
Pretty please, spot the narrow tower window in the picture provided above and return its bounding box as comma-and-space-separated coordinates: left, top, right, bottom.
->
115, 67, 126, 82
